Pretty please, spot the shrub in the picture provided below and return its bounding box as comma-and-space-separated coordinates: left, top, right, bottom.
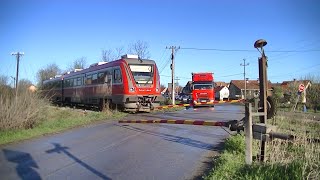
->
0, 88, 48, 130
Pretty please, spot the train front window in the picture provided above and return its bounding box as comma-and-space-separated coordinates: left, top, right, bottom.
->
129, 65, 153, 84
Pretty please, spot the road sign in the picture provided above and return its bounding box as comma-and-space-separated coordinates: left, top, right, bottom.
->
298, 84, 305, 92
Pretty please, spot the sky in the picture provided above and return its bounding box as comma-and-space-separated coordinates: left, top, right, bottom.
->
1, 0, 319, 87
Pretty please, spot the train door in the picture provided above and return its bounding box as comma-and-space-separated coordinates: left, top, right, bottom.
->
104, 70, 112, 97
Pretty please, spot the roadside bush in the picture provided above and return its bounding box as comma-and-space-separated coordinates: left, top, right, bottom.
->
160, 98, 172, 105
0, 88, 48, 130
224, 134, 245, 154
306, 84, 320, 113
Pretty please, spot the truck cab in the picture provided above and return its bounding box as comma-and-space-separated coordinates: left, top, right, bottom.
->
191, 73, 215, 107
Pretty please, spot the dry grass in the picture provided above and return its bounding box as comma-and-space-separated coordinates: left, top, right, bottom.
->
266, 115, 320, 179
0, 87, 48, 130
204, 114, 320, 179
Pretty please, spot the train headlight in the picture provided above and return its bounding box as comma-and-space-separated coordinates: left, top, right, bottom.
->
156, 88, 159, 92
130, 87, 135, 92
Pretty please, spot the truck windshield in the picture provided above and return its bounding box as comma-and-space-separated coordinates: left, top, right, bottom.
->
129, 65, 153, 84
193, 84, 213, 90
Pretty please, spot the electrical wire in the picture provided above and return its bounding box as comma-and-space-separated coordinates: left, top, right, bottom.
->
180, 47, 320, 52
269, 63, 320, 78
156, 49, 169, 71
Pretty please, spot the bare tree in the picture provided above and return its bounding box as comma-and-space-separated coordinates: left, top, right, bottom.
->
101, 49, 114, 62
18, 79, 33, 88
36, 63, 61, 87
101, 46, 125, 62
115, 46, 125, 59
68, 57, 87, 71
307, 84, 320, 112
0, 75, 9, 86
128, 40, 151, 59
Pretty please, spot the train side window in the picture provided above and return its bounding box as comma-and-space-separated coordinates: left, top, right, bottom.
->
92, 74, 98, 84
86, 75, 92, 85
77, 77, 82, 86
70, 79, 73, 87
65, 79, 69, 87
98, 72, 105, 84
114, 69, 122, 83
105, 70, 112, 83
57, 81, 61, 88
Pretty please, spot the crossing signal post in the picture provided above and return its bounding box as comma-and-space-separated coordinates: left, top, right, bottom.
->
254, 39, 268, 162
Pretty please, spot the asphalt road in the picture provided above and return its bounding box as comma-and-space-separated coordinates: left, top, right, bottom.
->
0, 104, 244, 180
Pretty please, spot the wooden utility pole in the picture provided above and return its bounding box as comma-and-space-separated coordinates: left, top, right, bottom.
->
166, 46, 179, 105
11, 52, 24, 97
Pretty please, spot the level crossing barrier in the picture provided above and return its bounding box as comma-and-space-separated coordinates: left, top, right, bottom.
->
119, 119, 241, 130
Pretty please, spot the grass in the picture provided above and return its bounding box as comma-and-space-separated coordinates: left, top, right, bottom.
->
0, 106, 126, 145
203, 115, 320, 180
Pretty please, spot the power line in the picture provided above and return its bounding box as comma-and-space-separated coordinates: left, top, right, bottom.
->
156, 49, 169, 72
269, 63, 320, 78
180, 47, 320, 52
215, 73, 243, 78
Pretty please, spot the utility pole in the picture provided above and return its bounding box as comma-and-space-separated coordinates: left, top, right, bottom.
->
11, 52, 24, 97
240, 58, 249, 99
10, 76, 16, 89
166, 46, 180, 105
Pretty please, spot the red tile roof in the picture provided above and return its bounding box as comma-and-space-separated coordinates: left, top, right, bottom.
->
215, 81, 228, 87
230, 80, 272, 90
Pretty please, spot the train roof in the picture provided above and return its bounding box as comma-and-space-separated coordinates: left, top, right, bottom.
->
43, 55, 156, 83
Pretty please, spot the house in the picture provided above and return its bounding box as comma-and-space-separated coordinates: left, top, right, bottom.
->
166, 83, 181, 95
279, 79, 311, 103
215, 86, 229, 101
280, 79, 311, 93
229, 80, 273, 100
181, 81, 192, 95
214, 81, 229, 87
161, 87, 167, 94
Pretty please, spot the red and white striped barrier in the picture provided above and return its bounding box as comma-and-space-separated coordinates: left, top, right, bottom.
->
119, 119, 229, 127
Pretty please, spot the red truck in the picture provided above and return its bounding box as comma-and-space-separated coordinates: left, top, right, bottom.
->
191, 72, 215, 107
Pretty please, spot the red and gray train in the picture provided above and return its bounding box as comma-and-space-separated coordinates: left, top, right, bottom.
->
42, 55, 162, 112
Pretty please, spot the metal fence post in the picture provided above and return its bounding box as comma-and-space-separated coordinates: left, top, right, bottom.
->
245, 103, 253, 165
